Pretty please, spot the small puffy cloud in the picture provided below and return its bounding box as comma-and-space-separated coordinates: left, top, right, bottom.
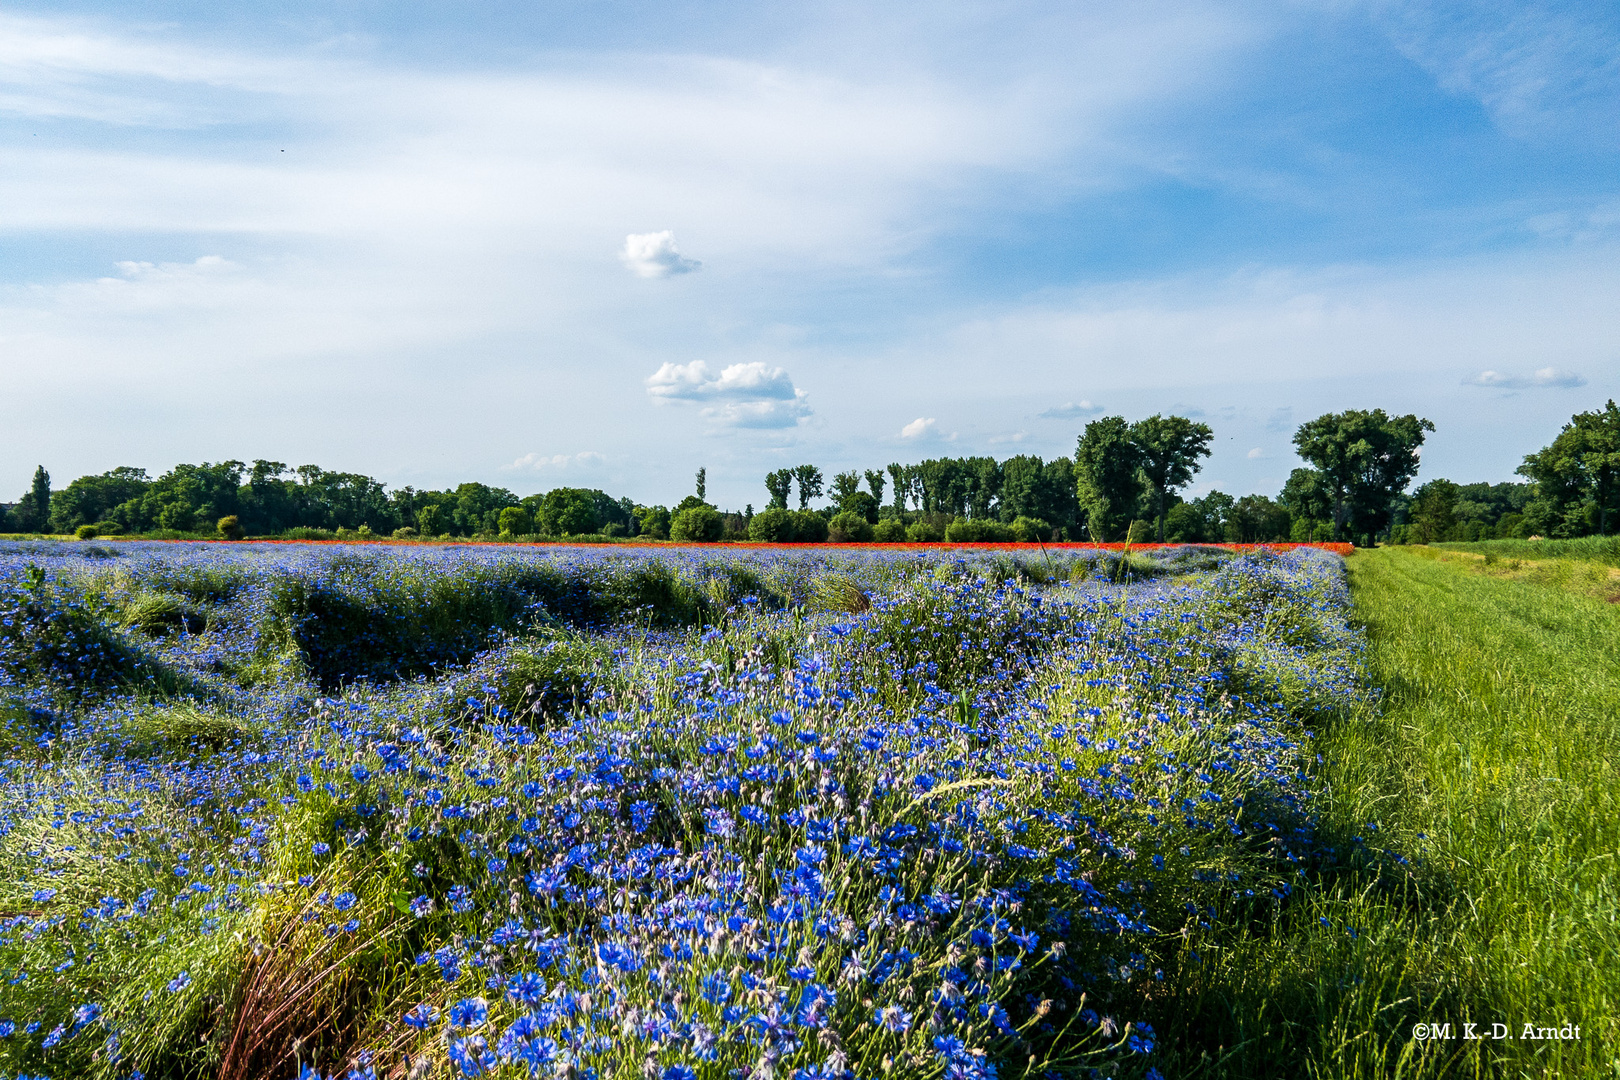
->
1246, 447, 1266, 460
1038, 400, 1102, 418
621, 231, 700, 279
505, 451, 606, 471
645, 359, 810, 428
646, 360, 796, 401
1466, 367, 1586, 389
899, 416, 957, 441
988, 430, 1028, 444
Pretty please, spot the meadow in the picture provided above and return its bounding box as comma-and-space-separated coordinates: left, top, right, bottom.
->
0, 539, 1604, 1079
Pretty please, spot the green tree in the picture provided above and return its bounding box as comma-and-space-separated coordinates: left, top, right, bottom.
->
1407, 479, 1459, 544
669, 505, 723, 542
695, 466, 707, 502
748, 507, 796, 542
792, 465, 824, 509
764, 470, 794, 510
1293, 409, 1434, 544
863, 469, 886, 506
831, 471, 861, 509
538, 489, 599, 536
1518, 400, 1620, 536
48, 467, 150, 532
635, 505, 671, 540
498, 506, 534, 536
1129, 415, 1214, 542
886, 463, 908, 513
1074, 417, 1143, 541
417, 504, 443, 536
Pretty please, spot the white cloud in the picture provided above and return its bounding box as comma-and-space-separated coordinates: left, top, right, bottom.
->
900, 417, 936, 438
1466, 366, 1587, 389
988, 430, 1028, 444
1038, 400, 1102, 418
1246, 446, 1266, 459
645, 359, 810, 428
621, 231, 701, 279
646, 359, 798, 400
700, 398, 812, 429
505, 451, 607, 471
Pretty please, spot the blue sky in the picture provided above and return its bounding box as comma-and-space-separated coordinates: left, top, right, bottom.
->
2, 0, 1617, 510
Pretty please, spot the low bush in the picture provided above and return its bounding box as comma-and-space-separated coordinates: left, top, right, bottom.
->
872, 517, 907, 542
669, 505, 723, 542
944, 517, 1016, 542
789, 509, 828, 542
75, 524, 99, 540
827, 510, 874, 542
747, 507, 796, 542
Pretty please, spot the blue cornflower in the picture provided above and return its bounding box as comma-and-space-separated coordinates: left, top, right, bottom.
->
449, 997, 488, 1030
700, 971, 732, 1005
663, 1066, 697, 1080
312, 842, 330, 856
409, 895, 433, 918
402, 1004, 439, 1030
874, 1005, 912, 1034
448, 1034, 493, 1076
166, 972, 191, 993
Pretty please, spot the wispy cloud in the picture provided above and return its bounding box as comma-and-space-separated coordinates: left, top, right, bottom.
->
1037, 400, 1102, 418
621, 231, 701, 278
1466, 366, 1587, 389
505, 451, 607, 471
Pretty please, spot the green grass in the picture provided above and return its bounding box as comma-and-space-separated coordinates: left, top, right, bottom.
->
1156, 547, 1619, 1079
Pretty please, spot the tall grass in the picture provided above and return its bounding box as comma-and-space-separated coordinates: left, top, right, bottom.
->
1435, 534, 1620, 567
1152, 547, 1618, 1078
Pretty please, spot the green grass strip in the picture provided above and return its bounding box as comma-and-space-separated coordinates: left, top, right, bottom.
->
1159, 548, 1618, 1078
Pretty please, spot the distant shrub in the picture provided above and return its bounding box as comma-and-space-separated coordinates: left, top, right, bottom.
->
748, 507, 796, 542
393, 526, 418, 539
669, 506, 724, 542
828, 510, 874, 543
789, 510, 828, 543
906, 519, 944, 542
945, 518, 1015, 543
216, 515, 245, 541
1127, 519, 1153, 542
283, 527, 335, 541
873, 518, 907, 543
74, 524, 99, 540
1010, 516, 1052, 542
92, 521, 121, 535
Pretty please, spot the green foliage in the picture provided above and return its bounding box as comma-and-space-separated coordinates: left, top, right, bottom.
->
392, 526, 417, 539
74, 524, 99, 540
536, 489, 596, 536
905, 518, 945, 542
747, 506, 797, 542
788, 509, 827, 542
1406, 479, 1458, 543
763, 469, 794, 510
668, 505, 723, 542
1009, 515, 1051, 542
826, 510, 874, 542
872, 517, 907, 542
1293, 409, 1434, 543
217, 514, 245, 540
1074, 416, 1143, 541
1130, 414, 1214, 541
944, 517, 1015, 542
497, 506, 534, 536
791, 464, 824, 509
1518, 398, 1620, 536
634, 505, 671, 540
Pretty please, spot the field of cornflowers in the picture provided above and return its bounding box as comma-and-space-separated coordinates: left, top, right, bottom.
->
0, 539, 1369, 1080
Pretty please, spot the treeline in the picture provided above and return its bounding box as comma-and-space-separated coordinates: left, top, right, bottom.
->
0, 461, 641, 540
5, 400, 1616, 545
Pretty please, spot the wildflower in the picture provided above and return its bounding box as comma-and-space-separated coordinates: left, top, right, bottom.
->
403, 1004, 439, 1030
166, 972, 191, 993
449, 997, 489, 1030
874, 1005, 912, 1034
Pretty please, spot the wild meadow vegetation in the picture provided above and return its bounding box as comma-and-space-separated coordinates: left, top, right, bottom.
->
0, 538, 1607, 1079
